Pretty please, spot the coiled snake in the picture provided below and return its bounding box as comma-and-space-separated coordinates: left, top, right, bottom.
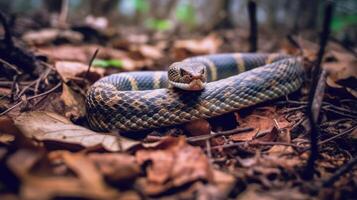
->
86, 53, 304, 132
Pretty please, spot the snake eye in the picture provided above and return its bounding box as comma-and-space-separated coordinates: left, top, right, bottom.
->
200, 68, 205, 74
180, 68, 191, 77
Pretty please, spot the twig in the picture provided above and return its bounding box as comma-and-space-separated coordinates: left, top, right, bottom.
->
58, 0, 69, 28
299, 125, 356, 154
318, 125, 356, 146
210, 140, 303, 151
323, 156, 357, 187
144, 127, 254, 143
0, 82, 61, 116
250, 141, 303, 149
0, 58, 22, 75
286, 35, 303, 56
187, 127, 254, 143
247, 0, 257, 52
303, 0, 334, 180
205, 140, 212, 159
85, 48, 99, 80
26, 82, 61, 101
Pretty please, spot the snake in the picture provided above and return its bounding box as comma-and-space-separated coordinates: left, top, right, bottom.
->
86, 53, 304, 132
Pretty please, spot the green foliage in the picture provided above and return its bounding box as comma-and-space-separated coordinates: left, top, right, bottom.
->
175, 3, 196, 25
93, 59, 123, 69
145, 18, 173, 31
133, 0, 149, 13
331, 14, 357, 32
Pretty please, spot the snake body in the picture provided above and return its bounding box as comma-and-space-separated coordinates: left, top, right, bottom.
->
86, 53, 304, 132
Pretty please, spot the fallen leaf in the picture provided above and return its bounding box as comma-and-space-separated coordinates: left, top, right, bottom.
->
173, 34, 222, 60
233, 107, 291, 142
135, 137, 213, 195
23, 28, 83, 46
9, 150, 119, 199
324, 51, 357, 97
14, 111, 137, 152
131, 44, 163, 60
0, 116, 18, 144
237, 185, 309, 200
60, 152, 118, 196
55, 61, 104, 83
88, 153, 141, 183
183, 119, 212, 137
60, 84, 86, 120
7, 149, 43, 178
39, 45, 149, 71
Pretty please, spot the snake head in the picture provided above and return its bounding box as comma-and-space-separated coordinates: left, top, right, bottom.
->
168, 62, 207, 91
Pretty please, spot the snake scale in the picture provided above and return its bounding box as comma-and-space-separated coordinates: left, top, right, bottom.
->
86, 53, 304, 132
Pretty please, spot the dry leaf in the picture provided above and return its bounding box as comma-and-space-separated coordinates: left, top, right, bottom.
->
135, 137, 213, 195
55, 61, 104, 83
60, 84, 86, 120
9, 150, 119, 199
324, 51, 357, 97
23, 28, 83, 46
13, 111, 135, 152
173, 34, 222, 60
183, 119, 211, 137
0, 116, 18, 144
88, 153, 141, 183
233, 107, 291, 142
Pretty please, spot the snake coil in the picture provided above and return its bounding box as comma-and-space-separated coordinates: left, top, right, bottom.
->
86, 53, 304, 132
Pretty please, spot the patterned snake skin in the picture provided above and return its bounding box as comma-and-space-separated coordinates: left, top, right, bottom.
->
86, 53, 304, 132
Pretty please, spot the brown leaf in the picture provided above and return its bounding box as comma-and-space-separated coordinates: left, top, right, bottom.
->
23, 28, 83, 46
13, 151, 119, 199
0, 116, 17, 144
13, 111, 136, 151
173, 34, 222, 60
325, 51, 357, 97
233, 107, 291, 142
55, 61, 104, 83
88, 153, 141, 183
7, 149, 43, 178
237, 186, 308, 200
135, 137, 213, 195
183, 119, 212, 137
132, 44, 163, 60
60, 84, 86, 120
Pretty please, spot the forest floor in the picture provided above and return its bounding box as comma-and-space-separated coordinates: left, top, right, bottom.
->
0, 12, 356, 200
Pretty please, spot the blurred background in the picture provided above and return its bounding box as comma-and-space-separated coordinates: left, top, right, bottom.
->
0, 0, 356, 46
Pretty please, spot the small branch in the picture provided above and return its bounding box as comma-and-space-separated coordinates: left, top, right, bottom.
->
85, 48, 99, 80
247, 0, 257, 52
187, 127, 254, 143
210, 140, 303, 151
299, 125, 356, 154
0, 58, 22, 75
58, 0, 69, 28
0, 82, 62, 116
26, 82, 61, 101
286, 35, 303, 56
323, 156, 357, 187
303, 0, 334, 180
144, 127, 254, 143
318, 125, 356, 146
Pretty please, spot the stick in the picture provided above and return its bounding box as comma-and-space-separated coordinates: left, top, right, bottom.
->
303, 0, 334, 180
85, 48, 99, 80
0, 82, 61, 116
247, 0, 257, 52
323, 156, 357, 187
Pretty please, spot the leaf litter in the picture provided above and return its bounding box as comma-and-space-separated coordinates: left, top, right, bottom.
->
0, 12, 356, 200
